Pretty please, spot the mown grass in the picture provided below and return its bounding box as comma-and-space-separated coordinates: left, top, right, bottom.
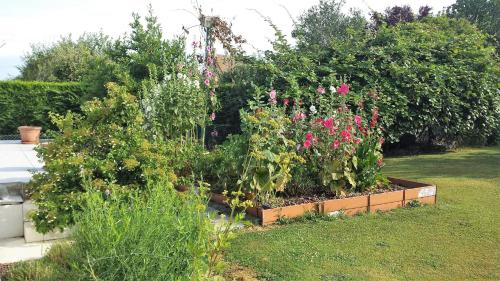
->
226, 147, 500, 281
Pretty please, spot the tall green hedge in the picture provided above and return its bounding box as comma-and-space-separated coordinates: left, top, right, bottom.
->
0, 81, 83, 135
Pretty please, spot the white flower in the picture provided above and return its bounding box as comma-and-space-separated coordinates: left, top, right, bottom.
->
177, 73, 184, 80
329, 85, 336, 93
310, 105, 317, 114
165, 74, 172, 81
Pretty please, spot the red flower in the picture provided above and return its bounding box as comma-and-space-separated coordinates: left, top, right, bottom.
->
283, 98, 289, 106
338, 83, 349, 95
341, 130, 351, 142
377, 158, 384, 167
322, 118, 334, 129
303, 139, 312, 149
331, 140, 340, 149
305, 132, 314, 141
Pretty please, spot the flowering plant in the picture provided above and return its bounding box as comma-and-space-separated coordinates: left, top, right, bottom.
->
288, 83, 386, 195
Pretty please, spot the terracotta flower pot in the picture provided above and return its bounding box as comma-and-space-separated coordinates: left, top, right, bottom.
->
18, 126, 42, 144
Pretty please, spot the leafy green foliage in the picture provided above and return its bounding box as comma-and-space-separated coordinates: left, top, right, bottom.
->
0, 80, 83, 135
218, 16, 499, 148
27, 83, 175, 233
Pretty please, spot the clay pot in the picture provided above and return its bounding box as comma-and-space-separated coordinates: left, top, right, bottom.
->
18, 126, 42, 144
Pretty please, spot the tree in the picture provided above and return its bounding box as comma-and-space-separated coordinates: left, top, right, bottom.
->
292, 0, 367, 49
18, 33, 112, 82
446, 0, 500, 50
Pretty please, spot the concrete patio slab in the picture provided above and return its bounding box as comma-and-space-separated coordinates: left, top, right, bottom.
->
0, 141, 43, 184
0, 237, 57, 263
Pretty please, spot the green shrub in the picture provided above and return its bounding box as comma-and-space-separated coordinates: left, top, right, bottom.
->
0, 80, 83, 135
27, 83, 175, 233
217, 17, 500, 148
69, 183, 214, 280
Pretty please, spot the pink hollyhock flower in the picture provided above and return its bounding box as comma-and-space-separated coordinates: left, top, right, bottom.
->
353, 138, 362, 144
332, 140, 340, 149
293, 112, 306, 122
371, 108, 379, 128
303, 139, 312, 149
329, 127, 337, 135
337, 83, 349, 95
305, 132, 314, 141
322, 118, 334, 129
207, 56, 214, 65
354, 115, 362, 127
210, 112, 216, 121
341, 130, 351, 142
269, 90, 277, 105
206, 71, 214, 78
269, 90, 276, 100
283, 98, 289, 106
377, 158, 384, 167
316, 86, 326, 94
204, 79, 210, 86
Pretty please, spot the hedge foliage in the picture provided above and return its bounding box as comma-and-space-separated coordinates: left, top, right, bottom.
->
0, 80, 83, 135
216, 17, 500, 148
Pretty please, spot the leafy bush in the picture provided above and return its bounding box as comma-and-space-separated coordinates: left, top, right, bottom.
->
327, 17, 500, 147
217, 16, 500, 148
0, 80, 83, 135
27, 83, 175, 233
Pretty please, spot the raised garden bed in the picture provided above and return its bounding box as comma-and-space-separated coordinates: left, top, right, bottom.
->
210, 177, 437, 225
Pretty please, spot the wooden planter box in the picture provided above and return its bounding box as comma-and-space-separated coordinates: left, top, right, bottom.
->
209, 177, 437, 226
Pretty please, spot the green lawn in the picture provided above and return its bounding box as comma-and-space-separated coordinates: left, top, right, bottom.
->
226, 147, 500, 281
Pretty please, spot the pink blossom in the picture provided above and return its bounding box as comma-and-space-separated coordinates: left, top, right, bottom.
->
322, 118, 334, 129
332, 140, 340, 149
204, 79, 210, 86
341, 130, 351, 142
379, 137, 385, 145
191, 40, 198, 48
207, 56, 214, 65
305, 132, 314, 141
210, 112, 216, 121
377, 158, 384, 167
316, 86, 326, 94
354, 115, 362, 127
338, 83, 349, 95
268, 90, 277, 105
371, 108, 379, 128
210, 91, 215, 97
303, 139, 312, 149
206, 71, 214, 78
283, 98, 289, 106
353, 138, 362, 144
293, 112, 307, 122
